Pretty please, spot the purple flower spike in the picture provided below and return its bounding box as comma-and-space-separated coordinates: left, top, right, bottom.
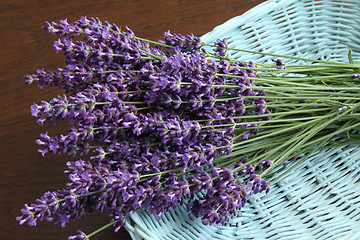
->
20, 16, 277, 238
68, 230, 88, 240
272, 59, 285, 69
214, 38, 228, 57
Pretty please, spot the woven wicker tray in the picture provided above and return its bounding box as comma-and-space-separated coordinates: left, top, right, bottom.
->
124, 0, 360, 239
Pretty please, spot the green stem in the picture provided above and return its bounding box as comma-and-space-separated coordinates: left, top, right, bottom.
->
260, 104, 360, 176
84, 220, 120, 239
138, 49, 165, 60
204, 44, 348, 65
135, 36, 175, 49
270, 120, 360, 182
250, 85, 360, 92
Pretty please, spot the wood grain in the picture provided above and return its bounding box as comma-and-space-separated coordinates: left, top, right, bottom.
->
0, 0, 265, 239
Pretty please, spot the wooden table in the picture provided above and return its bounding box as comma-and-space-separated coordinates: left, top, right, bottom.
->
0, 0, 266, 239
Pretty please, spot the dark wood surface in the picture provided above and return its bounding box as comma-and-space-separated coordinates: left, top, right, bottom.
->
0, 0, 266, 239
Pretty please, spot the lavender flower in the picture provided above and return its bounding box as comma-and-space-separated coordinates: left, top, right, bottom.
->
187, 167, 249, 226
272, 58, 285, 69
159, 30, 202, 54
19, 17, 286, 239
214, 38, 228, 57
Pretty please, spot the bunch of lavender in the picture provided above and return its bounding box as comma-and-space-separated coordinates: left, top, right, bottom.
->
17, 17, 360, 239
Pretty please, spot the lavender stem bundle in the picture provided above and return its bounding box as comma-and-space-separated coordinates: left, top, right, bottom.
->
17, 17, 360, 239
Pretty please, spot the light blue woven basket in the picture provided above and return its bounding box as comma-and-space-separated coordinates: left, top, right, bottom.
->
124, 0, 360, 239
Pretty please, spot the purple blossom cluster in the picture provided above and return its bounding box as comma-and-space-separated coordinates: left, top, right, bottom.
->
214, 38, 228, 57
188, 167, 248, 225
186, 159, 271, 226
18, 17, 272, 238
272, 59, 286, 69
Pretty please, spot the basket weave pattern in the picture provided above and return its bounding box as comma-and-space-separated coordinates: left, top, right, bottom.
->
124, 0, 360, 239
